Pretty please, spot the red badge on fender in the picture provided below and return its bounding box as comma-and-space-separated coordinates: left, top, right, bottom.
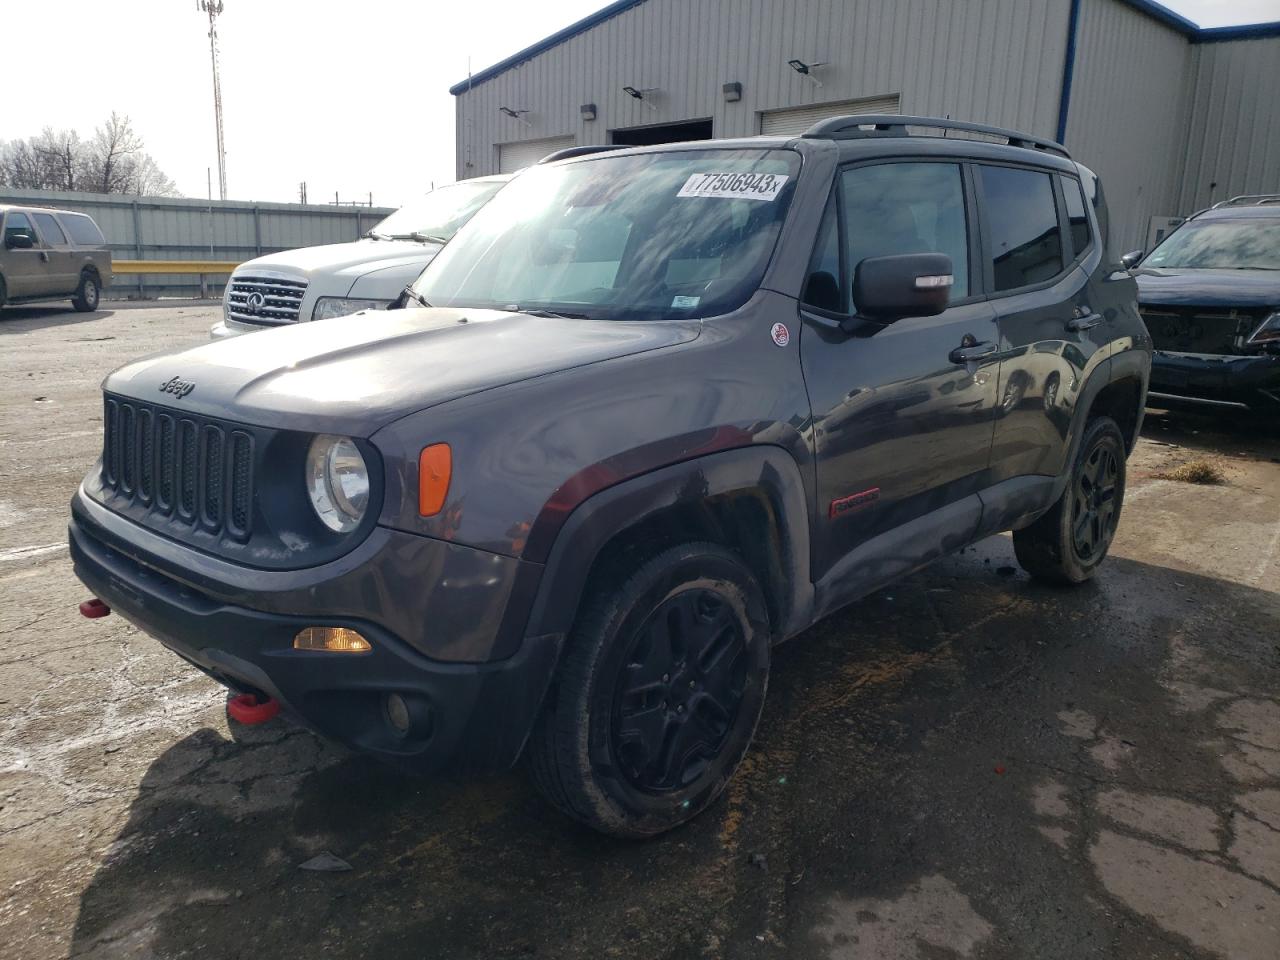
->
771, 322, 790, 347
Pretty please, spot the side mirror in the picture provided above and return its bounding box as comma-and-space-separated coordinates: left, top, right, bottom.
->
852, 252, 953, 323
1121, 249, 1144, 270
5, 233, 34, 250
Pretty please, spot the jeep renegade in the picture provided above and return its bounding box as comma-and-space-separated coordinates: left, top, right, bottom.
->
70, 117, 1151, 838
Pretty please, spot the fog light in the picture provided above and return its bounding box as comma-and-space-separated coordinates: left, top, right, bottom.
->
293, 626, 372, 653
385, 693, 411, 734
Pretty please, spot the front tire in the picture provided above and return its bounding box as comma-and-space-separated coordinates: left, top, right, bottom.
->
1014, 416, 1127, 584
72, 271, 100, 312
527, 542, 771, 838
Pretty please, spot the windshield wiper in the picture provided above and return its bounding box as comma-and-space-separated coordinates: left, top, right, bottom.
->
365, 230, 391, 240
509, 307, 591, 320
409, 232, 450, 244
402, 287, 431, 308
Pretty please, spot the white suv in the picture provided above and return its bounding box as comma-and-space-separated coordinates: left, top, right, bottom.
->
211, 176, 510, 338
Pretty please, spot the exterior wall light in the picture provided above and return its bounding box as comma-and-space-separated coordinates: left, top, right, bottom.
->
581, 103, 597, 121
723, 82, 742, 103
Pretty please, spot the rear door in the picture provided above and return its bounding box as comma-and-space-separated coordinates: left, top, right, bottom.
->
2, 211, 54, 297
979, 164, 1109, 482
799, 159, 999, 584
31, 212, 78, 294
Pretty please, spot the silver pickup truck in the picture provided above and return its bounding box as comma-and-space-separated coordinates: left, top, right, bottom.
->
0, 204, 111, 312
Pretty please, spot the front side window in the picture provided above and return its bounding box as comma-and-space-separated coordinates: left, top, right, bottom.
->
1061, 176, 1092, 259
1144, 218, 1280, 270
371, 179, 508, 242
839, 162, 970, 300
980, 165, 1065, 292
61, 213, 105, 246
3, 212, 34, 245
33, 213, 67, 246
410, 149, 801, 320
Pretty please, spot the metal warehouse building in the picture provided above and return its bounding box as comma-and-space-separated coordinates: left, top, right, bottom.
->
451, 0, 1280, 250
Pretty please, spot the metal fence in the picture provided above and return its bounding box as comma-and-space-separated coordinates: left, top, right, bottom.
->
0, 188, 395, 299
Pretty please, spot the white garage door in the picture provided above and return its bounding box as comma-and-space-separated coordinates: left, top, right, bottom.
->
497, 136, 577, 173
759, 94, 901, 137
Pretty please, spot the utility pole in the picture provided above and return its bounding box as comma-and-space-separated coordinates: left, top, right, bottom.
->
198, 1, 228, 200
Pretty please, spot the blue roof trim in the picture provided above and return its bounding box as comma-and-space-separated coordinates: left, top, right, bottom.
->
1194, 21, 1280, 43
449, 0, 648, 95
449, 0, 1280, 95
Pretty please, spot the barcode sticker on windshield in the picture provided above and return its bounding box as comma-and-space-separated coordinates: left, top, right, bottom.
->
677, 172, 790, 201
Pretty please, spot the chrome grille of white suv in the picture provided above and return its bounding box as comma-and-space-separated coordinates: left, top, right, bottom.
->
226, 275, 308, 326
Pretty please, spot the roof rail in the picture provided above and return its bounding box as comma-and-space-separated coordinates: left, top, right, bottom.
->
538, 145, 623, 164
1211, 194, 1280, 208
801, 114, 1071, 159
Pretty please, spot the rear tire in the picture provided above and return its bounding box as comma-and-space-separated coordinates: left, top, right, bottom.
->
72, 271, 100, 312
1014, 416, 1127, 584
527, 542, 770, 838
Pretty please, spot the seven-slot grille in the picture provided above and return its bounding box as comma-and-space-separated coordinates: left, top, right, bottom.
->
1140, 305, 1270, 356
102, 397, 254, 539
226, 274, 308, 326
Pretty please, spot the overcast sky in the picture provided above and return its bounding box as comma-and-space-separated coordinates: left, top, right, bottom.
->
2, 0, 1277, 209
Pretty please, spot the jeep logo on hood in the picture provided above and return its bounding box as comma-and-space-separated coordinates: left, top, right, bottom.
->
159, 376, 196, 399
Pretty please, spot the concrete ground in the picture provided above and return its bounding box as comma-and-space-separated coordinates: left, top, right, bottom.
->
1, 303, 1277, 960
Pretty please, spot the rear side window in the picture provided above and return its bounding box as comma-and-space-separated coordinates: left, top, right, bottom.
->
61, 213, 106, 246
33, 213, 67, 246
979, 166, 1065, 292
1060, 176, 1092, 258
4, 212, 35, 245
839, 161, 970, 299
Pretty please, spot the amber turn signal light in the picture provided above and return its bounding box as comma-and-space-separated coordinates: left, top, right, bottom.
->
419, 443, 452, 516
293, 626, 372, 653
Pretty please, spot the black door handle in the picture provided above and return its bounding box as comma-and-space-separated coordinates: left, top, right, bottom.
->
949, 340, 997, 364
1067, 312, 1103, 332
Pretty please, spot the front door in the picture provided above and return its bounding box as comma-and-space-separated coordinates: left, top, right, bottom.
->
3, 211, 54, 297
799, 160, 999, 583
977, 164, 1110, 482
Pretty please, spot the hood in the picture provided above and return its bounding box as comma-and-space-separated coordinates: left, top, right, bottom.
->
104, 308, 701, 436
236, 238, 442, 283
1135, 267, 1280, 309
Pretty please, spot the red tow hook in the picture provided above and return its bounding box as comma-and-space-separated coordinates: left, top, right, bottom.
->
79, 598, 111, 619
227, 693, 281, 725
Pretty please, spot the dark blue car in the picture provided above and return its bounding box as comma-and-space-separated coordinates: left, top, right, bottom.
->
1134, 196, 1280, 416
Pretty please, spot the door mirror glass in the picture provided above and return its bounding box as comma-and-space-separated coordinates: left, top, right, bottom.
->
5, 232, 34, 250
1120, 249, 1144, 270
853, 252, 953, 321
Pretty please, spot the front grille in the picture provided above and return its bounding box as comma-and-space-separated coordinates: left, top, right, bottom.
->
102, 397, 254, 539
227, 275, 308, 326
1140, 305, 1271, 355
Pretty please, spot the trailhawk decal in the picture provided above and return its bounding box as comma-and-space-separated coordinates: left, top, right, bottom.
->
830, 487, 880, 519
677, 172, 790, 201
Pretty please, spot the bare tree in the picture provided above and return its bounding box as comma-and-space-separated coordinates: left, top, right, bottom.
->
0, 114, 181, 197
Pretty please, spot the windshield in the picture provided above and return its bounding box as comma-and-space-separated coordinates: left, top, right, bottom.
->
409, 148, 802, 320
1144, 217, 1280, 270
371, 179, 507, 241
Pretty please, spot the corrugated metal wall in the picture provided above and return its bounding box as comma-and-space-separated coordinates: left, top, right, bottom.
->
0, 189, 394, 298
455, 0, 1072, 177
1063, 0, 1198, 250
1178, 36, 1280, 212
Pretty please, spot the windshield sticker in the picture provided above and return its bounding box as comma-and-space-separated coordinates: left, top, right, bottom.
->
677, 172, 790, 202
671, 295, 700, 308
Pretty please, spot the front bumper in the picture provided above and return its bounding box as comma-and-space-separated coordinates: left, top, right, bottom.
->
69, 490, 560, 774
1148, 351, 1280, 414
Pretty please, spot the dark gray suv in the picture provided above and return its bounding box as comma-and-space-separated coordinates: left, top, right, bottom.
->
70, 117, 1150, 837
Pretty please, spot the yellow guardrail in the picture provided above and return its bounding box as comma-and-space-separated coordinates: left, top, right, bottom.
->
112, 259, 242, 275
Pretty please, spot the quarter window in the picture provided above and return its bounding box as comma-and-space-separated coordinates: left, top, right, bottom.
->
979, 166, 1065, 292
60, 213, 106, 246
1060, 176, 1092, 258
33, 213, 67, 246
802, 198, 844, 313
3, 212, 34, 245
839, 162, 970, 301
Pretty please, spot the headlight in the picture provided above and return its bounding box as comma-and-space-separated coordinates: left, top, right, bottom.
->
306, 435, 369, 533
1246, 311, 1280, 346
311, 297, 391, 322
